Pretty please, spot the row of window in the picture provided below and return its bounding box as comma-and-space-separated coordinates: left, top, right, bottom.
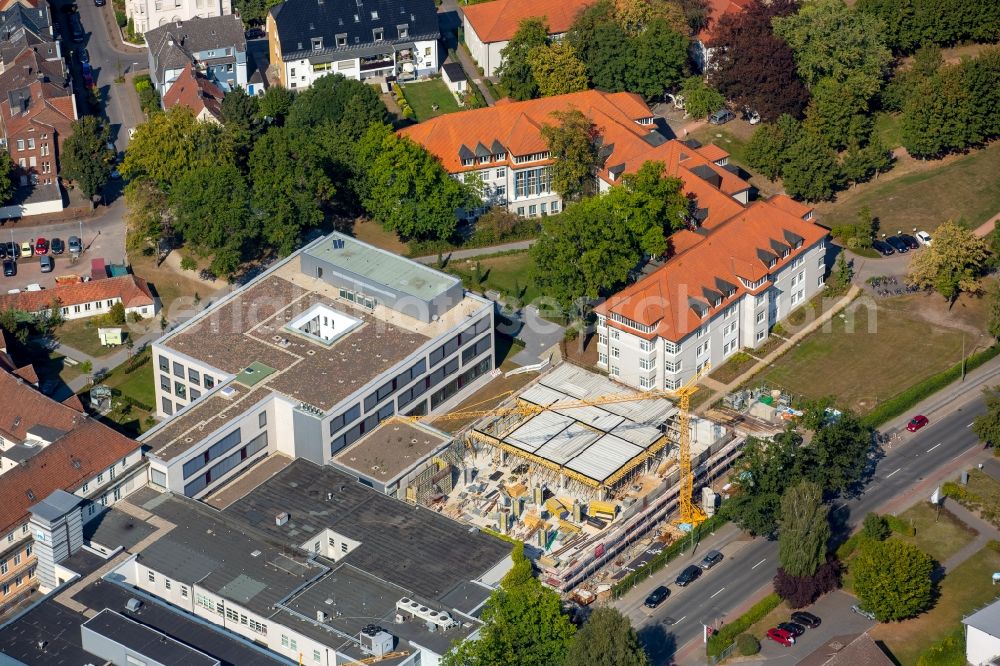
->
514, 200, 558, 217
429, 317, 491, 367
80, 456, 131, 494
461, 155, 508, 168
513, 167, 552, 199
0, 544, 31, 576
363, 357, 427, 413
183, 432, 268, 496
0, 566, 34, 596
513, 151, 550, 164
338, 287, 376, 310
158, 356, 215, 389
160, 373, 201, 401
14, 137, 46, 151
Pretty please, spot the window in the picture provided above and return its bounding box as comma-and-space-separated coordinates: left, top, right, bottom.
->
639, 357, 654, 370
517, 207, 524, 216
147, 571, 155, 583
664, 360, 681, 373
204, 375, 215, 389
311, 37, 323, 50
495, 167, 506, 179
165, 579, 171, 590
162, 397, 173, 416
290, 67, 296, 77
27, 138, 34, 149
664, 340, 678, 354
755, 311, 765, 324
249, 619, 267, 635
188, 368, 200, 386
181, 585, 189, 598
259, 411, 267, 428
598, 334, 607, 345
724, 322, 737, 336
16, 139, 24, 151
341, 542, 349, 553
0, 561, 6, 574
551, 200, 559, 213
226, 607, 239, 622
696, 341, 710, 357
1, 584, 8, 595
639, 339, 653, 352
397, 24, 408, 38
818, 274, 824, 287
160, 374, 171, 392
756, 330, 766, 341
610, 346, 620, 358
373, 28, 383, 41
190, 389, 201, 400
371, 9, 378, 18
97, 473, 104, 483
598, 352, 608, 365
174, 382, 187, 399
336, 33, 347, 47
158, 355, 169, 372
698, 326, 709, 338
513, 167, 552, 198
528, 204, 537, 216
610, 366, 620, 377
724, 338, 738, 355
173, 361, 185, 378
314, 650, 322, 662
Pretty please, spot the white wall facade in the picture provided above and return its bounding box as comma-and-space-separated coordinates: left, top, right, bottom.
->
128, 0, 233, 35
462, 17, 506, 77
54, 295, 155, 322
966, 625, 1000, 666
283, 39, 438, 90
454, 160, 562, 219
596, 238, 827, 390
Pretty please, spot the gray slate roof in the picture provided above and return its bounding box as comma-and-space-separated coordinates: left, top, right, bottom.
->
146, 15, 246, 85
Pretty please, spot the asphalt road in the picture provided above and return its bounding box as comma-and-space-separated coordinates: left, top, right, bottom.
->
618, 363, 1000, 665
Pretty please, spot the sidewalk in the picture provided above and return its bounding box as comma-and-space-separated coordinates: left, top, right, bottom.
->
939, 498, 1000, 573
696, 285, 862, 412
412, 238, 536, 264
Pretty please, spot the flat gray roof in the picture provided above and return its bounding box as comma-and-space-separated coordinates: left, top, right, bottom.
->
332, 418, 452, 483
965, 598, 1000, 635
83, 610, 220, 666
305, 233, 459, 302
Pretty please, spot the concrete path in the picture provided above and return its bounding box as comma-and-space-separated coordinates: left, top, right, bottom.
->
696, 285, 862, 412
437, 0, 496, 106
973, 211, 1000, 237
412, 238, 536, 264
939, 498, 1000, 573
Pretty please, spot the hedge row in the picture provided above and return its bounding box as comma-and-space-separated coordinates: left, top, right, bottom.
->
706, 592, 782, 657
610, 514, 727, 599
863, 344, 1000, 427
109, 388, 153, 413
835, 532, 864, 560
123, 352, 151, 375
885, 513, 916, 537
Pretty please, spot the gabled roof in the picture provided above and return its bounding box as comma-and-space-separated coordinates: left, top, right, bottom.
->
0, 48, 73, 140
0, 274, 154, 314
0, 2, 51, 42
162, 63, 224, 121
697, 0, 751, 44
767, 193, 815, 220
597, 198, 828, 342
146, 15, 246, 85
270, 0, 439, 60
462, 0, 595, 43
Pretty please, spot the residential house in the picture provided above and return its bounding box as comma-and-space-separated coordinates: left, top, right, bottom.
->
0, 274, 158, 321
0, 47, 76, 218
266, 0, 439, 89
797, 633, 894, 666
126, 0, 232, 36
594, 196, 827, 390
0, 361, 144, 616
693, 0, 750, 72
145, 15, 247, 96
0, 2, 61, 71
461, 0, 594, 76
162, 62, 224, 122
401, 89, 751, 220
964, 599, 1000, 665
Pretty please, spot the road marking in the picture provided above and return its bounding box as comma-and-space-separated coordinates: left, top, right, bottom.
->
927, 443, 942, 452
886, 468, 902, 478
710, 587, 726, 599
675, 615, 686, 625
751, 558, 767, 570
968, 422, 975, 428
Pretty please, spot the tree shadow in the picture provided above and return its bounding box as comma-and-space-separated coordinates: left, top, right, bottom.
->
637, 622, 677, 666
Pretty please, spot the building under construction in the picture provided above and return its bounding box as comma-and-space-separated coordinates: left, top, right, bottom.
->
439, 364, 745, 591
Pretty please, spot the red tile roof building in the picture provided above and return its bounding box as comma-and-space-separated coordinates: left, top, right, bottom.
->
401, 89, 750, 223
461, 0, 595, 75
162, 63, 225, 124
0, 274, 157, 321
693, 0, 750, 71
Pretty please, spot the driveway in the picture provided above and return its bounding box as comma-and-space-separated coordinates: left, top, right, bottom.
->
509, 304, 565, 365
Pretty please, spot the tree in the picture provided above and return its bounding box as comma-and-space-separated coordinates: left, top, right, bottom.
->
60, 116, 114, 198
862, 513, 890, 541
907, 220, 991, 301
540, 109, 600, 201
736, 634, 760, 657
706, 0, 808, 122
805, 76, 873, 150
232, 0, 281, 26
530, 42, 589, 97
973, 386, 1000, 449
354, 124, 474, 240
841, 138, 891, 188
0, 149, 15, 204
777, 481, 830, 577
831, 252, 851, 293
744, 114, 801, 180
221, 87, 260, 127
853, 539, 934, 621
901, 64, 977, 158
679, 77, 725, 120
612, 0, 686, 35
502, 542, 535, 589
497, 18, 549, 101
107, 302, 127, 326
989, 284, 1000, 341
564, 607, 648, 666
721, 430, 804, 535
124, 180, 168, 249
257, 85, 295, 124
442, 577, 575, 666
249, 126, 334, 255
626, 19, 689, 100
802, 410, 873, 495
287, 73, 388, 132
618, 161, 692, 242
168, 163, 253, 275
772, 0, 892, 96
855, 0, 1000, 54
781, 132, 840, 201
773, 559, 839, 608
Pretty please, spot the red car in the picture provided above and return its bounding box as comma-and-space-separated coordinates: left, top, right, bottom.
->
35, 237, 48, 255
766, 627, 795, 647
907, 415, 929, 432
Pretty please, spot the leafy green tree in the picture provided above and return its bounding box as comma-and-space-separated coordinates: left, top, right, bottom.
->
123, 180, 169, 249
287, 73, 387, 132
502, 542, 535, 589
862, 513, 890, 541
232, 0, 281, 25
745, 114, 802, 180
901, 64, 977, 158
354, 124, 474, 240
618, 161, 692, 243
167, 163, 253, 276
257, 85, 295, 124
612, 0, 686, 35
853, 539, 934, 621
679, 77, 725, 119
249, 126, 334, 255
221, 87, 260, 127
0, 149, 13, 204
442, 577, 575, 666
530, 42, 589, 97
60, 116, 114, 198
907, 220, 991, 301
540, 109, 600, 201
721, 430, 804, 535
804, 76, 873, 150
802, 410, 872, 495
841, 138, 891, 188
627, 18, 689, 100
497, 18, 549, 101
564, 607, 648, 666
778, 481, 830, 578
989, 284, 1000, 342
855, 0, 1000, 53
780, 132, 840, 201
107, 302, 127, 325
973, 386, 1000, 448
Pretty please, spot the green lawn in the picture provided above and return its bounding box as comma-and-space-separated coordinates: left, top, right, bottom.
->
874, 112, 904, 149
91, 354, 157, 437
402, 79, 460, 122
754, 295, 967, 414
820, 141, 1000, 232
55, 319, 127, 359
894, 502, 978, 564
872, 544, 1000, 666
444, 251, 542, 305
710, 351, 756, 385
950, 469, 1000, 530
689, 126, 751, 168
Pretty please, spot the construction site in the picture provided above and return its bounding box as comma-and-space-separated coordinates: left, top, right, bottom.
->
423, 363, 747, 592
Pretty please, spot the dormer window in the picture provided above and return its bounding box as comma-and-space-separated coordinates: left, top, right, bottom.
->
336, 33, 347, 47
495, 152, 506, 160
354, 13, 360, 22
311, 37, 323, 50
373, 28, 383, 41
462, 158, 474, 167
397, 24, 408, 38
768, 259, 777, 269
371, 10, 379, 19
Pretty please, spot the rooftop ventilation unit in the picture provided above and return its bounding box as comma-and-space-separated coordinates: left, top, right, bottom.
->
316, 610, 328, 622
219, 386, 237, 399
275, 512, 289, 526
125, 598, 142, 612
359, 625, 394, 657
395, 598, 456, 630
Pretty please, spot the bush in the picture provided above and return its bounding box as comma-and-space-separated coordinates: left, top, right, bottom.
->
773, 560, 840, 608
115, 10, 127, 27
706, 593, 781, 657
885, 513, 916, 537
916, 628, 966, 666
180, 256, 198, 271
862, 513, 890, 540
736, 633, 761, 656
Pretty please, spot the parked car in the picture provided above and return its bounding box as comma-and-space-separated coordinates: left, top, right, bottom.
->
70, 13, 85, 42
79, 48, 90, 64
709, 108, 735, 125
68, 236, 82, 254
675, 565, 702, 587
791, 611, 821, 628
2, 259, 14, 277
885, 236, 909, 253
82, 70, 94, 88
20, 240, 33, 257
916, 230, 932, 246
898, 234, 920, 250
872, 239, 895, 256
50, 237, 65, 255
3, 242, 20, 259
94, 0, 105, 5
39, 255, 54, 273
644, 585, 670, 609
777, 622, 805, 637
35, 237, 48, 255
699, 550, 724, 570
907, 414, 929, 432
766, 627, 795, 646
852, 604, 877, 621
